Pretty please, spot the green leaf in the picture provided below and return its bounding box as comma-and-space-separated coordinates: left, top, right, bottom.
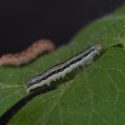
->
0, 4, 125, 125
9, 48, 125, 125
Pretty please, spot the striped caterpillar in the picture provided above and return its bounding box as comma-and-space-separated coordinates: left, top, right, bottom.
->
26, 44, 103, 93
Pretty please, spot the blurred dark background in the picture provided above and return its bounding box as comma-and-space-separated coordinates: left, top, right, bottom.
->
0, 0, 125, 55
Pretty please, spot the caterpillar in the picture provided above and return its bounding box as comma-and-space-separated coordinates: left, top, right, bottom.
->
0, 39, 55, 66
26, 44, 103, 93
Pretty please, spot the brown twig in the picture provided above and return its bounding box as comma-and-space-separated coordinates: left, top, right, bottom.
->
0, 39, 55, 66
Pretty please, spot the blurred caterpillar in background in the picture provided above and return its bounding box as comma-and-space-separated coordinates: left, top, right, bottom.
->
0, 39, 55, 66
